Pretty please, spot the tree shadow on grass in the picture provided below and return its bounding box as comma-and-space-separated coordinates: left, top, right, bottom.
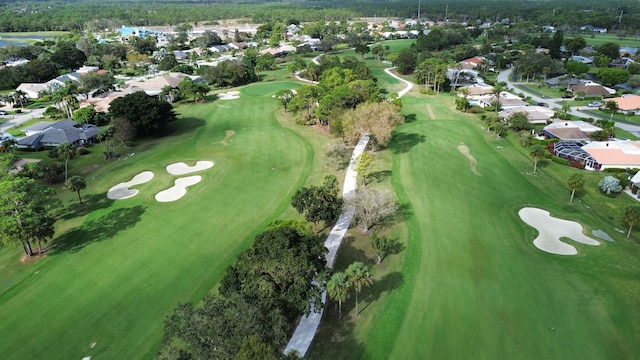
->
165, 117, 206, 137
51, 205, 146, 254
404, 113, 417, 123
335, 271, 404, 317
57, 192, 115, 220
307, 312, 367, 359
375, 202, 413, 230
389, 131, 426, 154
369, 170, 391, 183
358, 271, 404, 314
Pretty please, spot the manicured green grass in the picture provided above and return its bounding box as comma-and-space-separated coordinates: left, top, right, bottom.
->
565, 33, 640, 48
309, 89, 640, 358
0, 80, 331, 359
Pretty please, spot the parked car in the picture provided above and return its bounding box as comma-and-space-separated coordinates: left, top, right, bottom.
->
0, 110, 7, 116
588, 102, 602, 107
536, 102, 549, 107
562, 94, 573, 99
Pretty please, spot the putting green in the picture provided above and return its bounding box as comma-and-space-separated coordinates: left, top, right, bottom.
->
0, 81, 313, 359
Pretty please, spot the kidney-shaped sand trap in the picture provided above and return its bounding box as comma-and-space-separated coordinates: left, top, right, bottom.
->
519, 207, 600, 255
166, 161, 214, 175
107, 171, 154, 200
217, 91, 240, 100
155, 176, 202, 202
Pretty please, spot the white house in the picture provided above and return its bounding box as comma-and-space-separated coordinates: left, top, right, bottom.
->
16, 83, 48, 99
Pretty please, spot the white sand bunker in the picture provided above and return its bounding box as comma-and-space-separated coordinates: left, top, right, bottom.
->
217, 91, 240, 100
166, 161, 214, 175
155, 176, 202, 202
107, 171, 154, 200
519, 207, 600, 255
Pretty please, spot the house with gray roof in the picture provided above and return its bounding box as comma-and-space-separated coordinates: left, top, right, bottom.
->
17, 119, 99, 150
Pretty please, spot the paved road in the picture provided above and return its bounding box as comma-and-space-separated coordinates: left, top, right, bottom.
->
497, 68, 640, 136
0, 107, 47, 134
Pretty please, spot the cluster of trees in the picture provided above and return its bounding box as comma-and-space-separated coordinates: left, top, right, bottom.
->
286, 56, 381, 127
4, 0, 638, 34
109, 91, 177, 137
159, 220, 325, 359
196, 48, 263, 88
0, 171, 58, 258
326, 262, 373, 319
291, 175, 343, 232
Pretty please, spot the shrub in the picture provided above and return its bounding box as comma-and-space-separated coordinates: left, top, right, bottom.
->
551, 156, 569, 165
599, 175, 623, 194
468, 106, 484, 113
78, 147, 90, 155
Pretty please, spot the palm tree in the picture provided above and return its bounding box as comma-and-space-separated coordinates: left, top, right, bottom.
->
345, 262, 373, 317
57, 142, 77, 185
604, 100, 619, 121
624, 205, 640, 239
51, 83, 79, 118
2, 138, 17, 154
568, 173, 584, 204
326, 272, 351, 319
529, 145, 546, 174
68, 175, 86, 204
13, 90, 28, 108
491, 82, 504, 113
561, 103, 572, 117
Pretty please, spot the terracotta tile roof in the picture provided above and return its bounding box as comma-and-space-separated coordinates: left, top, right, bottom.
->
609, 95, 640, 111
582, 141, 640, 166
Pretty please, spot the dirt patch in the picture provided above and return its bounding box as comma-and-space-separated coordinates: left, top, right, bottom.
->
20, 251, 46, 263
457, 143, 481, 176
214, 130, 236, 145
10, 158, 41, 174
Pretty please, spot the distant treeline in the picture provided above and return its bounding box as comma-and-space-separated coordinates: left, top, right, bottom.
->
0, 0, 638, 32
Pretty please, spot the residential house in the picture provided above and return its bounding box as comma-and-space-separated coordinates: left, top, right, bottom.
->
259, 45, 296, 57
546, 75, 583, 87
46, 72, 83, 91
478, 92, 528, 109
209, 44, 234, 53
15, 83, 47, 99
569, 82, 616, 97
608, 95, 640, 115
173, 50, 188, 60
125, 72, 206, 96
581, 25, 607, 34
571, 55, 593, 65
543, 121, 601, 141
500, 106, 556, 124
79, 90, 131, 112
458, 56, 484, 70
610, 57, 635, 69
620, 47, 638, 58
17, 119, 99, 150
229, 42, 248, 50
581, 140, 640, 170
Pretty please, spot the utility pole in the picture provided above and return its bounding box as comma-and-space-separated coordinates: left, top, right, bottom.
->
619, 11, 624, 24
418, 0, 421, 21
